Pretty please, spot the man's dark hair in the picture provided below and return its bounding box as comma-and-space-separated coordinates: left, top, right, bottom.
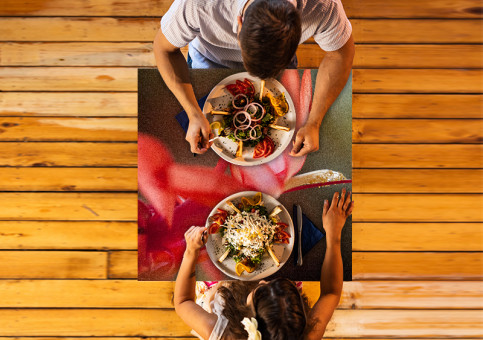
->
239, 0, 301, 79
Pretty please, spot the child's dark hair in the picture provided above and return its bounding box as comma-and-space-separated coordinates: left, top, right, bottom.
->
253, 278, 309, 339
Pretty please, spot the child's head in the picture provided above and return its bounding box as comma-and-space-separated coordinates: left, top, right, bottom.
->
250, 278, 308, 339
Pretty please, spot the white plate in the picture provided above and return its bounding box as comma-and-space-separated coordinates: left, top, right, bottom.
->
203, 72, 295, 166
205, 191, 294, 281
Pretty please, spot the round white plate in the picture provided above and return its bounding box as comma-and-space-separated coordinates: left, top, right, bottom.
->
205, 191, 294, 281
203, 72, 295, 166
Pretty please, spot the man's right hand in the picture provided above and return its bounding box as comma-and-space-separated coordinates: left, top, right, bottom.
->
186, 112, 213, 154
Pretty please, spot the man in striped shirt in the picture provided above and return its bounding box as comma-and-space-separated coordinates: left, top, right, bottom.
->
154, 0, 354, 156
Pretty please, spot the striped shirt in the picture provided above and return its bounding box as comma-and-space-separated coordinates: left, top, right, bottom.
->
161, 0, 352, 68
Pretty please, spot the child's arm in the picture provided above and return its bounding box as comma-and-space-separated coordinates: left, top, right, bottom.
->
174, 226, 217, 339
305, 189, 353, 340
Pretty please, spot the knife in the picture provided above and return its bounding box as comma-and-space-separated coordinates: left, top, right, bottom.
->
296, 204, 303, 266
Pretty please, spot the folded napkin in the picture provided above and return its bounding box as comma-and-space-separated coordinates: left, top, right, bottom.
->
175, 95, 209, 133
293, 205, 325, 258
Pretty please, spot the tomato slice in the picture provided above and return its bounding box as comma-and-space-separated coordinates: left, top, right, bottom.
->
244, 78, 255, 96
263, 136, 275, 157
217, 208, 228, 219
225, 84, 239, 96
208, 223, 220, 234
277, 230, 291, 239
253, 138, 267, 158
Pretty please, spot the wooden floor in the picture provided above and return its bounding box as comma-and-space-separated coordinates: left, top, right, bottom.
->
0, 0, 482, 338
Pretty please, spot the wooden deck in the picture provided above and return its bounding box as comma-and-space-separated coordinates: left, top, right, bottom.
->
0, 0, 482, 338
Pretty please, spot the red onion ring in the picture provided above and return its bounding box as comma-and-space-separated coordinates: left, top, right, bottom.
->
233, 128, 251, 141
232, 94, 248, 109
249, 125, 262, 140
233, 111, 251, 129
244, 102, 265, 122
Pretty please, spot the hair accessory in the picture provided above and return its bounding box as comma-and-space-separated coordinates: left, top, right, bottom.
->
241, 317, 262, 340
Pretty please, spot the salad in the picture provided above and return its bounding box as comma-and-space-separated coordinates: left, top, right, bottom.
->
208, 192, 291, 276
210, 78, 290, 159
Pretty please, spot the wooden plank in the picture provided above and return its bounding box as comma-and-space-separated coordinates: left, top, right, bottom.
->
353, 223, 483, 251
0, 17, 159, 42
353, 252, 483, 280
353, 119, 483, 143
0, 142, 137, 167
352, 169, 483, 193
0, 0, 481, 18
109, 251, 137, 279
353, 69, 483, 93
0, 221, 137, 249
344, 0, 483, 18
0, 309, 480, 337
299, 44, 483, 69
0, 92, 137, 117
351, 19, 483, 43
1, 18, 481, 43
4, 43, 481, 69
0, 67, 137, 92
353, 194, 483, 222
0, 42, 155, 67
353, 94, 483, 118
1, 280, 481, 309
0, 251, 107, 279
0, 168, 137, 191
0, 117, 137, 141
0, 193, 137, 221
3, 68, 480, 93
353, 144, 483, 168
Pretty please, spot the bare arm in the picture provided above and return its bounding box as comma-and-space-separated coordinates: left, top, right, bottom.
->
305, 189, 353, 339
153, 29, 212, 154
174, 226, 217, 339
290, 35, 354, 157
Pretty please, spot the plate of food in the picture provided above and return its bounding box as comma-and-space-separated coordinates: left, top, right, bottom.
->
205, 191, 294, 280
202, 72, 295, 166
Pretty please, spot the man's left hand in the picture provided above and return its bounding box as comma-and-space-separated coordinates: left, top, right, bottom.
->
289, 123, 319, 157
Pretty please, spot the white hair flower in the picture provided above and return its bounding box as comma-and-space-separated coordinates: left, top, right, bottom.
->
241, 317, 262, 340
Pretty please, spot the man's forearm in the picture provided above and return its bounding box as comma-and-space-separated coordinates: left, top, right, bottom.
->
306, 37, 354, 129
174, 250, 198, 306
320, 234, 343, 296
153, 32, 202, 119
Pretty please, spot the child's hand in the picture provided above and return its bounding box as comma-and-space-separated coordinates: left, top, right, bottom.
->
322, 188, 353, 243
184, 225, 208, 256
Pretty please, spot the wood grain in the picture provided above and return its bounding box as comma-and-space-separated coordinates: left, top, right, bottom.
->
352, 194, 483, 222
0, 251, 107, 279
2, 18, 482, 42
0, 0, 481, 18
1, 280, 481, 309
298, 44, 483, 68
0, 309, 480, 337
108, 251, 137, 279
353, 144, 483, 168
353, 119, 483, 143
0, 67, 137, 91
353, 69, 483, 93
0, 193, 137, 221
353, 252, 483, 280
0, 221, 137, 249
352, 169, 483, 193
353, 94, 483, 118
0, 92, 137, 117
0, 117, 137, 141
1, 142, 137, 166
0, 168, 137, 191
3, 43, 481, 69
353, 223, 483, 251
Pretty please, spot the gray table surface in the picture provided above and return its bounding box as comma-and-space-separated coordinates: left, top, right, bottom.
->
138, 68, 352, 281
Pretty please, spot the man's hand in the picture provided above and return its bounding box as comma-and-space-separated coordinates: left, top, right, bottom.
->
186, 113, 213, 154
322, 188, 353, 243
289, 122, 319, 157
184, 225, 208, 256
